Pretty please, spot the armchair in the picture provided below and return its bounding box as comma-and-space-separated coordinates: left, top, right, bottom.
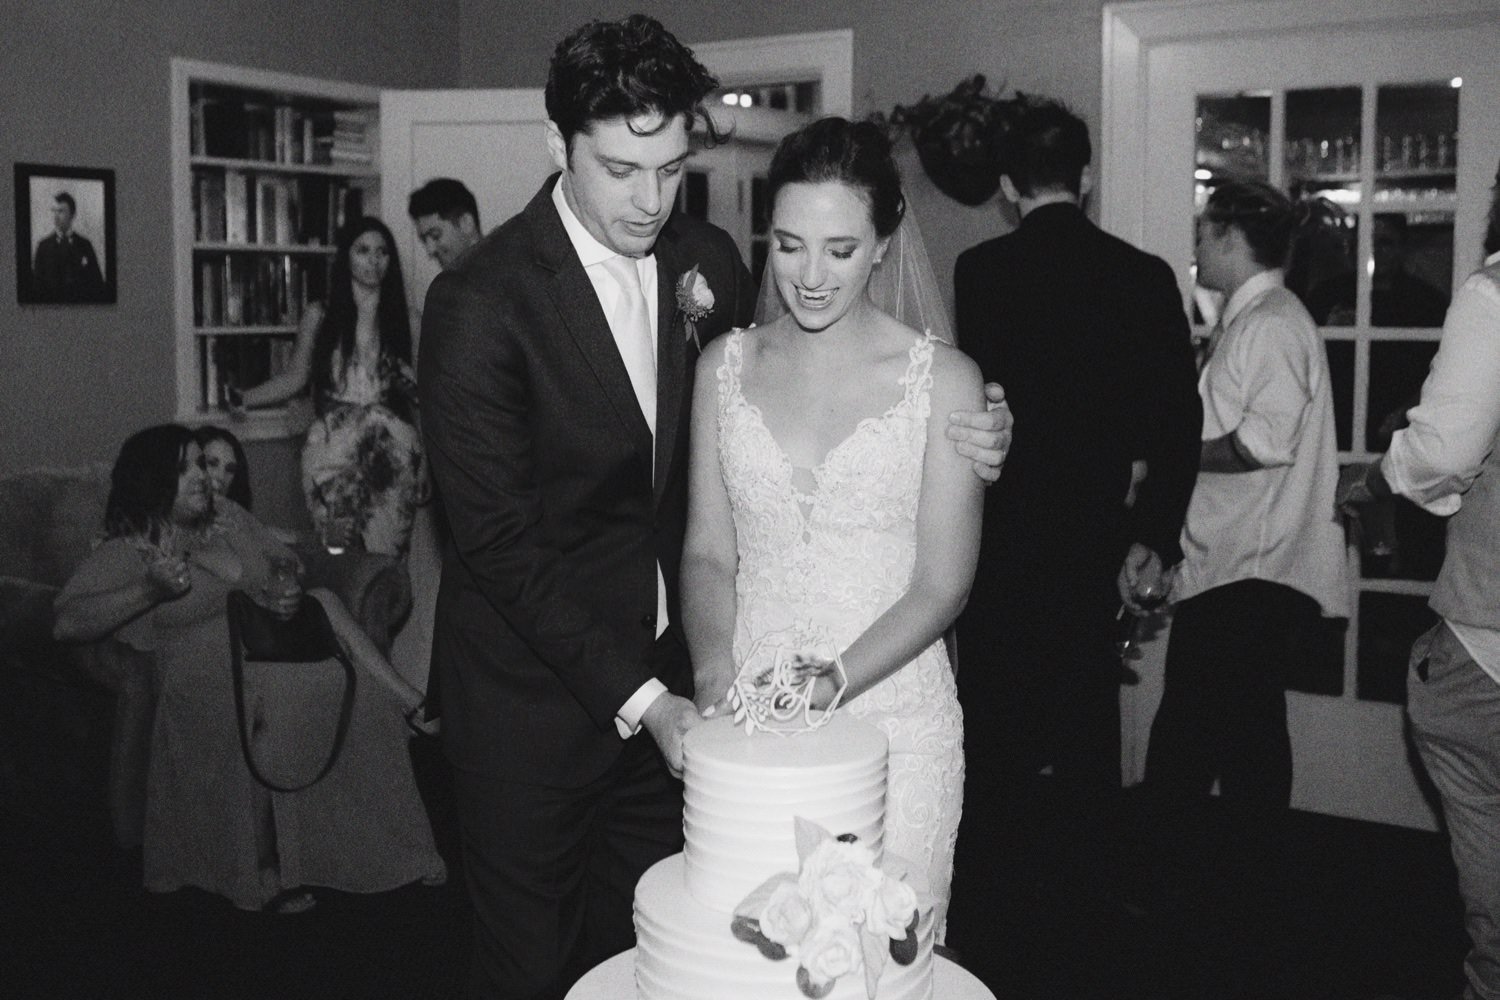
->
0, 463, 412, 848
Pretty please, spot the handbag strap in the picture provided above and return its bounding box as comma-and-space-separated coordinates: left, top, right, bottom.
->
227, 592, 357, 793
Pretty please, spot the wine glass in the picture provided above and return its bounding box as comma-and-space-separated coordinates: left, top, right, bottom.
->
1116, 584, 1168, 664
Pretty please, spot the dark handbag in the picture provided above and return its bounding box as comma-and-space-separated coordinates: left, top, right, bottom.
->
227, 590, 356, 793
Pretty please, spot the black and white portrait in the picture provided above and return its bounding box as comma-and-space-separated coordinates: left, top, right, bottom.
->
14, 163, 116, 305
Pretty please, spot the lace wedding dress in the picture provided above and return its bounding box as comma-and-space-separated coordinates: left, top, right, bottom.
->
715, 328, 965, 937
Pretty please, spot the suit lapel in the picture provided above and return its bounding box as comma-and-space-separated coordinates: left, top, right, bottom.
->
528, 180, 652, 449
652, 231, 687, 506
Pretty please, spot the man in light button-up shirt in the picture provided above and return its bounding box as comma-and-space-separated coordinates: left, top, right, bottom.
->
1141, 180, 1347, 821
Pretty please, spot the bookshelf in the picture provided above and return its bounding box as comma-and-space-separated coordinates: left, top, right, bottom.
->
171, 59, 380, 438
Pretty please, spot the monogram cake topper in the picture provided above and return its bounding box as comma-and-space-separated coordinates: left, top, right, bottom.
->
726, 626, 848, 736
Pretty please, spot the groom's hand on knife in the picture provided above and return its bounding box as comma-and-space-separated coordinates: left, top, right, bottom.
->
641, 691, 703, 779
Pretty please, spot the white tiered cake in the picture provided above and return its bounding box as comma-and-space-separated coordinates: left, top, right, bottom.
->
632, 714, 934, 1000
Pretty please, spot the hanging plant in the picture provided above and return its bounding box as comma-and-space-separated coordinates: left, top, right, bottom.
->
871, 75, 1030, 206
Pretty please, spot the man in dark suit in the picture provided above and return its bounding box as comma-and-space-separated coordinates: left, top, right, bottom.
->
417, 18, 750, 999
947, 100, 1201, 982
419, 16, 1012, 1000
33, 192, 105, 302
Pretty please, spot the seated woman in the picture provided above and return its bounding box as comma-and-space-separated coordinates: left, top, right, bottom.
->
55, 424, 443, 914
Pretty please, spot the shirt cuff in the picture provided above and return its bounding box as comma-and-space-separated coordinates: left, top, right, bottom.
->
615, 678, 668, 739
1381, 448, 1462, 517
1231, 418, 1295, 469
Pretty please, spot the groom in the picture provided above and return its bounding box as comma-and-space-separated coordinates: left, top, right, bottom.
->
420, 15, 1011, 1000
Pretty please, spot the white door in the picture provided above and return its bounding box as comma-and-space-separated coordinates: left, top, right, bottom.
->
377, 88, 552, 690
1105, 2, 1500, 829
379, 88, 553, 323
678, 136, 778, 286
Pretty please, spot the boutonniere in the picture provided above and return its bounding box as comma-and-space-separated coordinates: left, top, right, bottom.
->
676, 265, 715, 349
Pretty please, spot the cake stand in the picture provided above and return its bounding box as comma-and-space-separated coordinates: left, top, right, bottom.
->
565, 948, 997, 999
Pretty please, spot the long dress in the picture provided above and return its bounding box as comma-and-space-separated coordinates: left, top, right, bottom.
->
715, 328, 965, 935
302, 348, 425, 556
59, 509, 443, 911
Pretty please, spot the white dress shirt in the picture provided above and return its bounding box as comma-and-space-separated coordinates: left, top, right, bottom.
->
551, 180, 670, 734
1176, 269, 1349, 617
1381, 250, 1500, 684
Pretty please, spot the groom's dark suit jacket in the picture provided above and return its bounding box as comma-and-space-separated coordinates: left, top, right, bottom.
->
419, 176, 754, 787
955, 203, 1202, 631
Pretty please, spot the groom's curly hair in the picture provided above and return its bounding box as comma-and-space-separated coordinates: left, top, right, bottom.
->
546, 14, 725, 152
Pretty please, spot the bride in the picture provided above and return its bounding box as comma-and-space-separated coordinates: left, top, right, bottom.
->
681, 116, 984, 937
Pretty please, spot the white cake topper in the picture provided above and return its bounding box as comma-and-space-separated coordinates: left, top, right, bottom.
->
726, 625, 849, 735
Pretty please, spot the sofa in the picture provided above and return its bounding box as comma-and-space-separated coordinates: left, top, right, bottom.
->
0, 463, 412, 847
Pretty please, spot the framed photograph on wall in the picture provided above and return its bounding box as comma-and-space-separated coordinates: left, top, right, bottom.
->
14, 163, 116, 305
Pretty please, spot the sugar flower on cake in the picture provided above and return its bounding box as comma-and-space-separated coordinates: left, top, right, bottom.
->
730, 818, 921, 999
799, 837, 884, 924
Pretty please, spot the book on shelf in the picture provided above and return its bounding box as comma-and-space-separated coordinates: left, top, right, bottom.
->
196, 171, 353, 246
191, 88, 374, 167
223, 170, 250, 243
196, 253, 327, 328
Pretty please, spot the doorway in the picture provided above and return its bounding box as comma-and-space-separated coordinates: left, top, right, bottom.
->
1102, 0, 1500, 829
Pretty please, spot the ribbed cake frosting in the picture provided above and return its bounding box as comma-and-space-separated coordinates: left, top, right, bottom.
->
680, 713, 888, 911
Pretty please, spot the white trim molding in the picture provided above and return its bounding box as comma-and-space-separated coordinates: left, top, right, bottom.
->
692, 29, 854, 119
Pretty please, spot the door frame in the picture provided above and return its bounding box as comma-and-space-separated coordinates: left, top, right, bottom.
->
692, 28, 853, 119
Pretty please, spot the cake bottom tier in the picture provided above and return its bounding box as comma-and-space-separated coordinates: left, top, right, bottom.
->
634, 854, 933, 1000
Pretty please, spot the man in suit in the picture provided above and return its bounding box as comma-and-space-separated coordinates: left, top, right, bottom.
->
947, 100, 1202, 982
33, 192, 105, 302
420, 15, 1013, 999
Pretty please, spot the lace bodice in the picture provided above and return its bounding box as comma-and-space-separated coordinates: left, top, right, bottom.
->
717, 327, 949, 691
715, 327, 964, 933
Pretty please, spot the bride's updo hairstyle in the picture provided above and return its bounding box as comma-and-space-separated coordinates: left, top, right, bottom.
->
767, 117, 906, 239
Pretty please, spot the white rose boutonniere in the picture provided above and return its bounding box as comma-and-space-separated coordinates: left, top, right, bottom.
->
676, 265, 715, 349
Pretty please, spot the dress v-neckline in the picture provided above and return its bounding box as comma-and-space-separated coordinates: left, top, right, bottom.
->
728, 330, 930, 496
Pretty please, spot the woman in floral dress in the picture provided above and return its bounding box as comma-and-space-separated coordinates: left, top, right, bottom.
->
237, 216, 426, 556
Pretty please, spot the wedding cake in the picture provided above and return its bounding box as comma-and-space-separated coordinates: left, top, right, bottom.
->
633, 713, 935, 1000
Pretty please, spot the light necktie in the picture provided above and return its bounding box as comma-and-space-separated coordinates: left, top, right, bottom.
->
600, 254, 668, 638
601, 254, 657, 433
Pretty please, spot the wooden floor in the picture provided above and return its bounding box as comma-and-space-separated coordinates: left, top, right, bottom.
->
1, 741, 1469, 1000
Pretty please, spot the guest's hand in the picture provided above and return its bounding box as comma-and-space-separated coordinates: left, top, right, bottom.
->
1117, 543, 1168, 614
641, 692, 704, 779
146, 555, 192, 598
225, 385, 248, 422
947, 381, 1012, 484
